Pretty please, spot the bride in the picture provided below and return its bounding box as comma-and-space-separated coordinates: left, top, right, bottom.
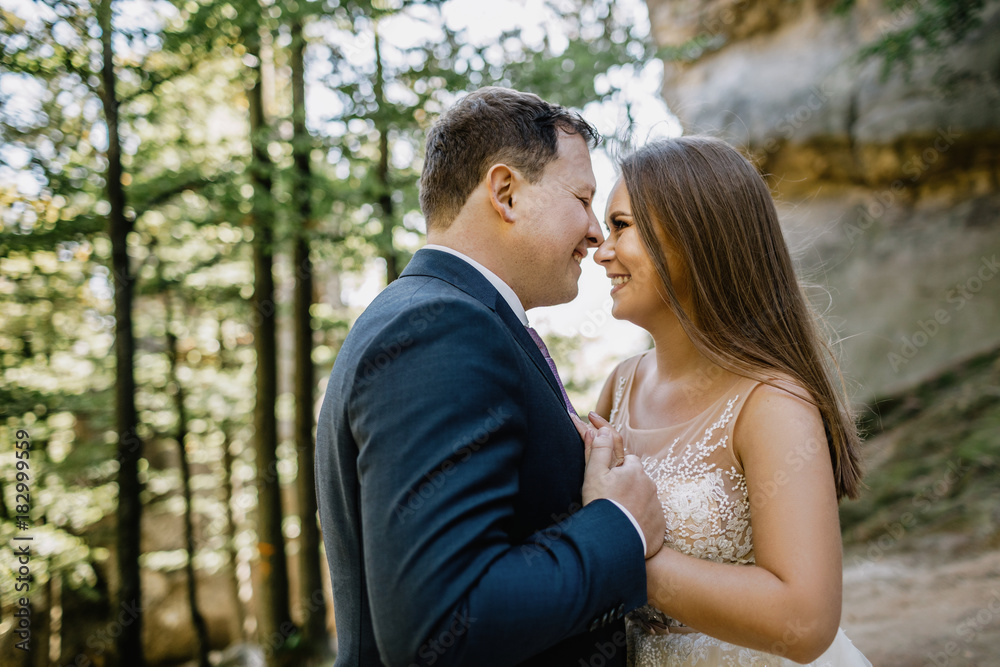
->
574, 137, 872, 666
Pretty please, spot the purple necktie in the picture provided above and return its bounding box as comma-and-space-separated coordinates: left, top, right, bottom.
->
525, 326, 576, 414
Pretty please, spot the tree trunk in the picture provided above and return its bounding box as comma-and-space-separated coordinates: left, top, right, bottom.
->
290, 18, 329, 657
0, 478, 9, 520
28, 557, 51, 667
98, 0, 144, 664
373, 28, 399, 284
165, 286, 211, 667
221, 429, 248, 639
245, 26, 294, 660
218, 321, 248, 641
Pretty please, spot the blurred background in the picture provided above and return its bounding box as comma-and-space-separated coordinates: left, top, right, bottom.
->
1, 0, 998, 665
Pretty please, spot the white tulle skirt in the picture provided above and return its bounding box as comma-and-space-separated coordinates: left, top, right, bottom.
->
628, 625, 872, 667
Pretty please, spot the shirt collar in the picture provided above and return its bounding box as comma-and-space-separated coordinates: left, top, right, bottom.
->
422, 244, 528, 326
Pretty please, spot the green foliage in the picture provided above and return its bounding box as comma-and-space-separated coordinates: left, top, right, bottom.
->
843, 0, 989, 79
657, 32, 726, 64
319, 0, 655, 278
1, 0, 660, 657
832, 0, 857, 15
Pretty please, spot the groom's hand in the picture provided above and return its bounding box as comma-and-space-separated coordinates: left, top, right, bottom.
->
581, 424, 665, 559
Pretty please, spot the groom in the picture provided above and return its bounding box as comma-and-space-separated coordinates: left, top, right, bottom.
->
315, 87, 664, 666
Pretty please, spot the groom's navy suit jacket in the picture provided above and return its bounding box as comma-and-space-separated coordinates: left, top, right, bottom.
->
316, 248, 647, 666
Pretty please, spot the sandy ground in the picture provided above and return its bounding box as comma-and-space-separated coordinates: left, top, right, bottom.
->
840, 537, 1000, 666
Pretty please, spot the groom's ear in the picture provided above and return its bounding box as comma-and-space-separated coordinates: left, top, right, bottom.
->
487, 163, 518, 224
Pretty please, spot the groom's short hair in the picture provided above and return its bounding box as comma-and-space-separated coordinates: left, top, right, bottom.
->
419, 87, 599, 230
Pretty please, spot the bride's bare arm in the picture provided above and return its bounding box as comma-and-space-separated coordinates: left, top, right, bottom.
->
644, 381, 843, 663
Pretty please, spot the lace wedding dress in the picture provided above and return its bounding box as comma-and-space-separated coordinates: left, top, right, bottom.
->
609, 353, 871, 667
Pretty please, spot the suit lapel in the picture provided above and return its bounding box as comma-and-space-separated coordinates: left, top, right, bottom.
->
401, 248, 565, 402
493, 297, 566, 401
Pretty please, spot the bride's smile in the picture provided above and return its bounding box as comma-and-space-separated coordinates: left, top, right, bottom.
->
609, 274, 632, 292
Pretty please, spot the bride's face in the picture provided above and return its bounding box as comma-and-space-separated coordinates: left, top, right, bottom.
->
594, 180, 689, 325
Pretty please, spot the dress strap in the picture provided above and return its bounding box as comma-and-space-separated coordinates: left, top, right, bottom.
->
719, 377, 775, 475
608, 352, 647, 429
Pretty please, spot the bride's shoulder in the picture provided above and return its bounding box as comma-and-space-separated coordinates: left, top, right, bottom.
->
747, 373, 815, 405
733, 373, 825, 462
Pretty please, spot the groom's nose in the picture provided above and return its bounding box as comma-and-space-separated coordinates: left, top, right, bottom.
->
585, 211, 605, 247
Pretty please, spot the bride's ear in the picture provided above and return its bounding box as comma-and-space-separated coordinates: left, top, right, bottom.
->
487, 164, 517, 224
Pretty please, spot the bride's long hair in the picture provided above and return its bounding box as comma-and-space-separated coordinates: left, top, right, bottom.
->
620, 136, 863, 500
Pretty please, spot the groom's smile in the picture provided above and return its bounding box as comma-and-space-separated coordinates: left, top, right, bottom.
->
513, 130, 604, 309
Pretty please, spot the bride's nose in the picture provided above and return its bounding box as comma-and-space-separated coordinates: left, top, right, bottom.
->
593, 236, 614, 265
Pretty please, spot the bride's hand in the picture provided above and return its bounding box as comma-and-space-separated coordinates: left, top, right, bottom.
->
569, 411, 625, 466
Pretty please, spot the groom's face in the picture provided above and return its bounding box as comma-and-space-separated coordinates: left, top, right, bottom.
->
513, 131, 603, 309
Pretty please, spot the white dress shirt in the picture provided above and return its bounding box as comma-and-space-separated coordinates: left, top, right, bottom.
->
421, 244, 648, 555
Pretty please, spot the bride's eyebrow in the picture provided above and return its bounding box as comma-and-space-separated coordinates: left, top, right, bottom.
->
606, 210, 632, 219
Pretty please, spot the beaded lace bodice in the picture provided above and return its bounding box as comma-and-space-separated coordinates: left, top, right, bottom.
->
609, 354, 756, 570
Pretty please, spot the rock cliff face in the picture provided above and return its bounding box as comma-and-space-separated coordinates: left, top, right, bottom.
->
645, 0, 1000, 399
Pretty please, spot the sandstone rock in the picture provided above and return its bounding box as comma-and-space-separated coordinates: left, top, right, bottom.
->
645, 0, 1000, 398
653, 0, 1000, 167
